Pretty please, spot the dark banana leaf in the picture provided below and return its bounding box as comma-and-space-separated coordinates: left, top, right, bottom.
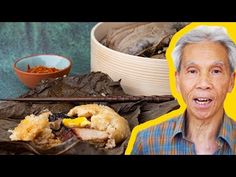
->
0, 72, 179, 155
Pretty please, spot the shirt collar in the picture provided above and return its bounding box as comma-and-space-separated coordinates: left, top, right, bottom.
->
217, 114, 234, 151
171, 112, 186, 140
171, 110, 234, 151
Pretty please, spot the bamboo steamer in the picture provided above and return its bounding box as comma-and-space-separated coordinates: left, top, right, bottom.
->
91, 22, 171, 96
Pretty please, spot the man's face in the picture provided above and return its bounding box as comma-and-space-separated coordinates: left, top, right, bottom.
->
176, 41, 235, 120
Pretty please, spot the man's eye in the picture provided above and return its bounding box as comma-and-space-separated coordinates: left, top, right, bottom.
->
212, 69, 221, 74
188, 70, 197, 74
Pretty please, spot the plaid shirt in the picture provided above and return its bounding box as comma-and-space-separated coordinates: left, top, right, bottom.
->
131, 112, 236, 155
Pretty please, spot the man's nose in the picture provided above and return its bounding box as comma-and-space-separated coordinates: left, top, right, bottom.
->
196, 74, 212, 90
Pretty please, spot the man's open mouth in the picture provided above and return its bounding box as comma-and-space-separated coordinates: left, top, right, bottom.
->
193, 97, 213, 105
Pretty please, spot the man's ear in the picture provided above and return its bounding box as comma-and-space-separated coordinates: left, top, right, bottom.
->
228, 72, 236, 93
175, 71, 181, 93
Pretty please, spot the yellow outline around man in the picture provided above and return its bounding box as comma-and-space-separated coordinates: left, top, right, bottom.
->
128, 24, 236, 155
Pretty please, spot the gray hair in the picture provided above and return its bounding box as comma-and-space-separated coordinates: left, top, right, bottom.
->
172, 25, 236, 72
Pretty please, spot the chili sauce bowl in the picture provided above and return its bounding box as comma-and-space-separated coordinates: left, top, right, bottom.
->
13, 54, 72, 89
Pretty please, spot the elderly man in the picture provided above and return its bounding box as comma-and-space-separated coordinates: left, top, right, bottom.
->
131, 25, 236, 155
